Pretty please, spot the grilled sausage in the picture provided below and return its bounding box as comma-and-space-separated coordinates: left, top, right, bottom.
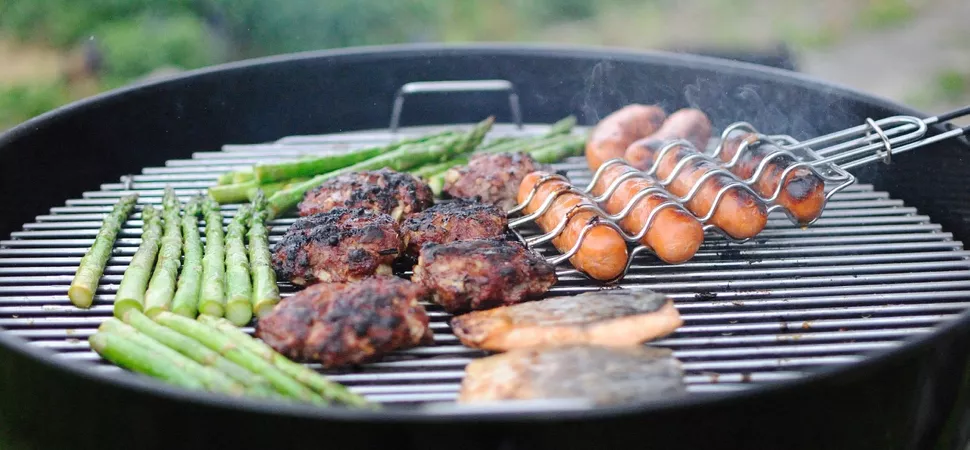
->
625, 139, 768, 240
590, 163, 704, 263
647, 108, 713, 151
717, 130, 826, 224
585, 104, 667, 171
518, 171, 628, 281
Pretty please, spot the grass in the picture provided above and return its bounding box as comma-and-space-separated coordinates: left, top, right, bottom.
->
903, 68, 970, 110
935, 69, 969, 99
778, 23, 844, 50
856, 0, 918, 29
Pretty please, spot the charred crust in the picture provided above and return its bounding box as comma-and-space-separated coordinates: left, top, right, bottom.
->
271, 207, 401, 284
299, 168, 433, 217
259, 277, 432, 368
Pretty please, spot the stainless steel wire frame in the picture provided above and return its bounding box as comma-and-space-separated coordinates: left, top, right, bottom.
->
509, 106, 970, 282
2, 121, 970, 408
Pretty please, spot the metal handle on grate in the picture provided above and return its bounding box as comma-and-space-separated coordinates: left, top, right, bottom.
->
388, 80, 524, 132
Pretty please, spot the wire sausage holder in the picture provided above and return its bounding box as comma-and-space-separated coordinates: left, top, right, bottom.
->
508, 105, 970, 282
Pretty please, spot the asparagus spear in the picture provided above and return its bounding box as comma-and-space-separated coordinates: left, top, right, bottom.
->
252, 131, 457, 184
476, 136, 516, 151
68, 194, 138, 308
122, 310, 275, 397
198, 198, 227, 318
209, 182, 255, 204
198, 315, 372, 408
153, 312, 325, 403
528, 135, 586, 163
89, 330, 204, 390
427, 171, 448, 197
544, 115, 577, 136
99, 318, 246, 395
248, 192, 280, 318
144, 188, 183, 317
225, 205, 253, 325
171, 198, 204, 318
216, 172, 235, 185
476, 133, 574, 156
267, 117, 494, 218
113, 204, 163, 317
409, 156, 469, 179
245, 177, 308, 202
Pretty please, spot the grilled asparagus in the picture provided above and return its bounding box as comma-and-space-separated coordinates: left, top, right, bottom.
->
68, 194, 138, 308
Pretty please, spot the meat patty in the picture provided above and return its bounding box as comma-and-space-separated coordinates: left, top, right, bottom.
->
298, 168, 434, 220
411, 239, 557, 313
255, 276, 433, 368
451, 288, 683, 351
400, 199, 508, 257
443, 152, 544, 211
458, 345, 687, 405
272, 208, 402, 285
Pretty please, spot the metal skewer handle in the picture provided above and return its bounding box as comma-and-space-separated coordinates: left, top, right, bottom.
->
508, 105, 970, 282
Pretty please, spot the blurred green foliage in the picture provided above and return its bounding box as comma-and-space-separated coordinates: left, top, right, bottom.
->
0, 82, 71, 126
0, 0, 634, 128
97, 14, 216, 87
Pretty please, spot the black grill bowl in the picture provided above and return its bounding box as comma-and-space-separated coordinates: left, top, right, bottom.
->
2, 43, 970, 450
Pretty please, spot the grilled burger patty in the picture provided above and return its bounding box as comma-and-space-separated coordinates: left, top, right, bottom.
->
298, 168, 434, 220
443, 152, 544, 211
458, 345, 687, 405
271, 208, 402, 285
255, 276, 433, 368
450, 288, 683, 351
400, 199, 508, 257
411, 238, 557, 313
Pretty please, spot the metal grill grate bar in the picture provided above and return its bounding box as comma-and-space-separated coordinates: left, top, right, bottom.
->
1, 124, 969, 407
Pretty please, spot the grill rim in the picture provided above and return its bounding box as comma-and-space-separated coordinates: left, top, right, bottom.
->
1, 43, 969, 428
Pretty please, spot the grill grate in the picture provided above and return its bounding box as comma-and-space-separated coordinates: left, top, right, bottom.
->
1, 123, 969, 407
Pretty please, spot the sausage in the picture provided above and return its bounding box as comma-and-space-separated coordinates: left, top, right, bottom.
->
585, 104, 667, 171
646, 108, 713, 152
717, 130, 826, 225
590, 163, 704, 264
625, 139, 768, 240
518, 171, 629, 281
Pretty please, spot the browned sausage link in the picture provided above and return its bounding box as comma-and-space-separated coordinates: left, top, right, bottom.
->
585, 104, 667, 171
518, 171, 629, 281
718, 130, 826, 225
625, 139, 768, 240
590, 163, 704, 264
648, 108, 713, 152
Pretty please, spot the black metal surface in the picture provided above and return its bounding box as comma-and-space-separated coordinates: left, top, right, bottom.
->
1, 44, 969, 450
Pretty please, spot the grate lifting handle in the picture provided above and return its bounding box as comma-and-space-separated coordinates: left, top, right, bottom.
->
388, 80, 524, 132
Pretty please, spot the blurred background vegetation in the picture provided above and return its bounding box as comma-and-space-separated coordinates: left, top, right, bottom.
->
0, 0, 968, 130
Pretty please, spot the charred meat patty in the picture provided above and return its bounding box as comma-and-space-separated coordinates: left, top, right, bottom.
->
411, 238, 557, 313
272, 208, 402, 285
443, 152, 544, 211
451, 288, 683, 351
298, 168, 434, 220
255, 276, 434, 368
400, 199, 508, 257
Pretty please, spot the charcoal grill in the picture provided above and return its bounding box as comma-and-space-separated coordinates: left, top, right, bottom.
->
2, 44, 970, 450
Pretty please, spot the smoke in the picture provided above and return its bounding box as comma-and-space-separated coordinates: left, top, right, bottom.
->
575, 61, 630, 124
684, 78, 831, 142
